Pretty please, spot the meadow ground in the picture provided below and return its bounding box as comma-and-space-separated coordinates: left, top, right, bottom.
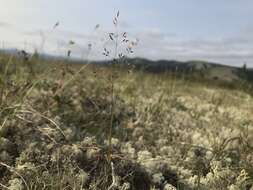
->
0, 54, 253, 190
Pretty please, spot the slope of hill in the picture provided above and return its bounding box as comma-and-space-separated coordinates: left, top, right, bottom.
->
118, 58, 253, 83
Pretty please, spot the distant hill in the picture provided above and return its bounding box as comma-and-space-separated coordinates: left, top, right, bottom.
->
103, 58, 253, 83
0, 48, 252, 83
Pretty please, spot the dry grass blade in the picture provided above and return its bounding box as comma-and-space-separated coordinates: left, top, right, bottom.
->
0, 183, 11, 190
18, 108, 66, 139
0, 162, 29, 190
54, 62, 91, 95
107, 162, 117, 190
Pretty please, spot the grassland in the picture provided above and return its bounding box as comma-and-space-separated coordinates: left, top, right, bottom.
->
0, 52, 253, 190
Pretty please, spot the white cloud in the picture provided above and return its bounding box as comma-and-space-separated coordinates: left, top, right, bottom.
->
131, 29, 253, 67
0, 25, 251, 67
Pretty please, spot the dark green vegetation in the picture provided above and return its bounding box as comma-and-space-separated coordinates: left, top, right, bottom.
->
0, 52, 253, 190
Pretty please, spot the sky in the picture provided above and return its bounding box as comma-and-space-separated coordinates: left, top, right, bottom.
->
0, 0, 253, 66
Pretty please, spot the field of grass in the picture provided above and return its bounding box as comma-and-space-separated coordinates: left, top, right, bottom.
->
0, 53, 253, 190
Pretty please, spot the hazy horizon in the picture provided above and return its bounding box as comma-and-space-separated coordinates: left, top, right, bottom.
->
1, 0, 253, 67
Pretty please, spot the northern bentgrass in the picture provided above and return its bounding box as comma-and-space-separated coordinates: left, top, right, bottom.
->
101, 10, 138, 163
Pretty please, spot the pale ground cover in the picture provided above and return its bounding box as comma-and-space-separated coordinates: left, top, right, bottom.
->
0, 60, 253, 189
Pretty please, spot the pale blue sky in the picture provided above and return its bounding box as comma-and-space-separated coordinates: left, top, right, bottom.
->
0, 0, 253, 66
